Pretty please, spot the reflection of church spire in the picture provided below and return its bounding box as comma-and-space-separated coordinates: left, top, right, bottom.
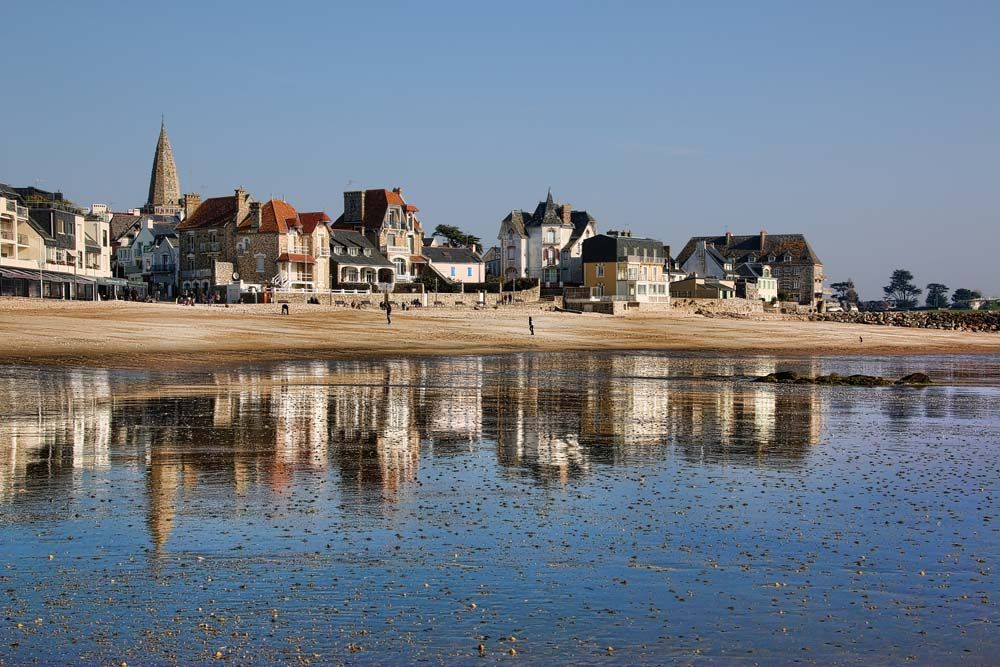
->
147, 459, 180, 551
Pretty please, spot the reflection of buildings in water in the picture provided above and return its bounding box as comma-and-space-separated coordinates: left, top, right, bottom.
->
0, 369, 112, 502
326, 361, 420, 499
412, 357, 484, 453
579, 355, 672, 458
485, 355, 590, 484
670, 383, 826, 468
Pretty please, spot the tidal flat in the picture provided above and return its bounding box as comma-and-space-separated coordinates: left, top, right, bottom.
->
0, 352, 998, 665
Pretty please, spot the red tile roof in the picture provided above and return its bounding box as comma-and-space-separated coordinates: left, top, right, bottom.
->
177, 195, 239, 230
276, 253, 315, 264
299, 211, 331, 234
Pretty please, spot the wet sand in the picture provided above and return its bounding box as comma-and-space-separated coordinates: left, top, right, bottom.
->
1, 299, 998, 369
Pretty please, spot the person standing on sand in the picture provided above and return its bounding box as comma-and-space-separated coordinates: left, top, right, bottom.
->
529, 316, 534, 336
859, 335, 863, 344
384, 291, 392, 327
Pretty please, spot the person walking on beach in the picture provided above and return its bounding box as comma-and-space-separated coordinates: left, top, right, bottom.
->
384, 292, 392, 327
529, 316, 534, 336
859, 335, 863, 344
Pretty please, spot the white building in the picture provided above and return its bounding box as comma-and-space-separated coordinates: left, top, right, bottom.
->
497, 190, 597, 286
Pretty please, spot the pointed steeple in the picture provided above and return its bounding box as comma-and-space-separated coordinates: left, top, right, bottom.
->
144, 119, 181, 213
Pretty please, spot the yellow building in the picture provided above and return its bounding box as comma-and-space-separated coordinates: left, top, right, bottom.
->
581, 231, 670, 301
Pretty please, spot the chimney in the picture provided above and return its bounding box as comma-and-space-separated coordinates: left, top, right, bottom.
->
183, 193, 201, 218
250, 201, 262, 232
392, 186, 403, 196
561, 204, 571, 226
759, 229, 768, 251
725, 231, 733, 246
344, 190, 365, 224
233, 187, 251, 222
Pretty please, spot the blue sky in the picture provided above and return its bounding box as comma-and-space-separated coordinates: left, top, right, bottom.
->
2, 1, 997, 298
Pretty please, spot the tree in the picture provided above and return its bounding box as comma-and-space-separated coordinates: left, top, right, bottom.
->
433, 224, 481, 249
925, 283, 949, 308
831, 279, 859, 305
883, 269, 921, 309
951, 288, 982, 308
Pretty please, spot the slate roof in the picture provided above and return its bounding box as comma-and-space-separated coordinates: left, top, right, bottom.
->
109, 213, 140, 240
501, 191, 597, 244
564, 211, 597, 250
177, 195, 239, 230
422, 246, 482, 264
329, 230, 393, 267
675, 233, 821, 266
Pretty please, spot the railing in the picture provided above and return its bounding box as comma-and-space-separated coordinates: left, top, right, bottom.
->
152, 264, 176, 273
4, 200, 15, 212
199, 242, 221, 252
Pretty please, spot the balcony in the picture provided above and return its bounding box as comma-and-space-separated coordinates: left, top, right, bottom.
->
0, 229, 13, 243
151, 263, 176, 273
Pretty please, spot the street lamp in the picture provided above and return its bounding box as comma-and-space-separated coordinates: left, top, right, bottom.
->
37, 254, 44, 300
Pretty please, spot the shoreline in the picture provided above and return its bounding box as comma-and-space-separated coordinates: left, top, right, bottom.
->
1, 299, 999, 370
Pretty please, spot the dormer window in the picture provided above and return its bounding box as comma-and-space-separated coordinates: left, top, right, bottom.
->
334, 246, 344, 255
364, 248, 372, 257
348, 247, 358, 256
768, 254, 776, 262
783, 253, 792, 263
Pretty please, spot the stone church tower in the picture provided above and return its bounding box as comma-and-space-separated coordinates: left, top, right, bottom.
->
143, 120, 182, 215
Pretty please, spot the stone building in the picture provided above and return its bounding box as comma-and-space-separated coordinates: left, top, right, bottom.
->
676, 231, 824, 306
234, 199, 331, 292
332, 188, 425, 282
176, 188, 252, 294
497, 190, 597, 286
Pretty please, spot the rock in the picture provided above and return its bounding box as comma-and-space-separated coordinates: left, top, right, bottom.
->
896, 373, 932, 385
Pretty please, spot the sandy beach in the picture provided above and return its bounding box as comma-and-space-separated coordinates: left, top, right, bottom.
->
0, 298, 998, 369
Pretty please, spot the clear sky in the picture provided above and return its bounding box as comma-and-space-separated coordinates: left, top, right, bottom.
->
2, 1, 997, 299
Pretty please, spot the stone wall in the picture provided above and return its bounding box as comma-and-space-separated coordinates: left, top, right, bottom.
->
263, 284, 542, 308
812, 310, 1000, 332
671, 298, 764, 315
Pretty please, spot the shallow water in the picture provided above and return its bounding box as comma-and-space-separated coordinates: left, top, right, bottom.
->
0, 352, 998, 665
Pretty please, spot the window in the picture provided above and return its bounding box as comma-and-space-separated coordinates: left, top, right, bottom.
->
450, 267, 456, 277
506, 247, 514, 260
334, 246, 344, 255
103, 230, 108, 247
467, 267, 472, 277
545, 229, 556, 244
364, 248, 372, 256
784, 253, 792, 263
348, 247, 358, 256
255, 254, 265, 274
387, 233, 396, 246
393, 258, 406, 275
596, 263, 605, 278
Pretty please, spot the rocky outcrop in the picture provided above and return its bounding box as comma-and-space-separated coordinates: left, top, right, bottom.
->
755, 371, 932, 386
811, 310, 1000, 333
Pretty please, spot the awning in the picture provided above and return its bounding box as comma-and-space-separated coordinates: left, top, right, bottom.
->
98, 277, 128, 286
0, 268, 40, 280
277, 253, 315, 264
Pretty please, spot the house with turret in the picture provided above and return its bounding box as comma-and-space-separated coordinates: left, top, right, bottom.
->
497, 190, 597, 286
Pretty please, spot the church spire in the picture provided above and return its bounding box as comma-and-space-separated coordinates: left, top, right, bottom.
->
144, 119, 181, 213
